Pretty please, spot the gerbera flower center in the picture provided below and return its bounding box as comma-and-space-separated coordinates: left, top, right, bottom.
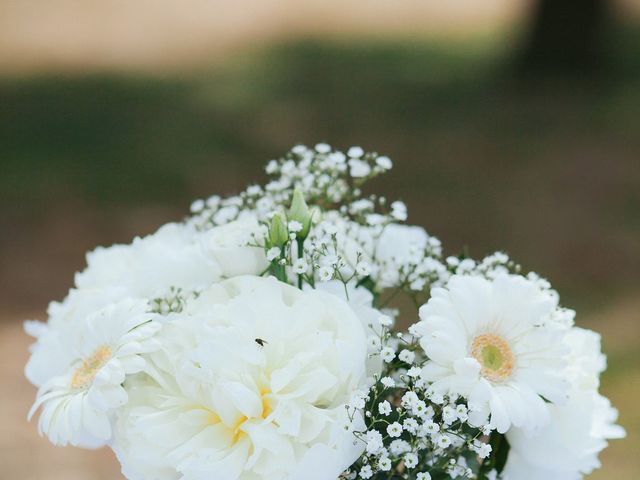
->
70, 345, 113, 390
471, 334, 514, 383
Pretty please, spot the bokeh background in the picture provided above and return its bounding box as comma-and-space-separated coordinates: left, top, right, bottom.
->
1, 1, 638, 478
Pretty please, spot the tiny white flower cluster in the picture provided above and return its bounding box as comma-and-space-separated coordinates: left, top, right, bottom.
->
190, 144, 391, 230
149, 286, 188, 314
345, 320, 497, 480
24, 145, 623, 480
445, 251, 517, 278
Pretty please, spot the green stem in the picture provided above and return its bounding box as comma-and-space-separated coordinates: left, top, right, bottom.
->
296, 237, 305, 289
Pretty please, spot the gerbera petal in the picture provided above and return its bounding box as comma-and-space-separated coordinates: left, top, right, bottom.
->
489, 393, 511, 434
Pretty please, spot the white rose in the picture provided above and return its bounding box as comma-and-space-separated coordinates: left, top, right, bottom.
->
199, 212, 268, 278
309, 279, 384, 380
76, 222, 222, 297
114, 276, 369, 480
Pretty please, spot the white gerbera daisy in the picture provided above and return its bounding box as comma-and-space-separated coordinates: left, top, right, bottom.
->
25, 286, 129, 388
28, 299, 159, 447
415, 274, 570, 433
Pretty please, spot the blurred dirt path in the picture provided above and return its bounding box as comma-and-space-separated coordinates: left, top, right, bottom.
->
0, 0, 527, 74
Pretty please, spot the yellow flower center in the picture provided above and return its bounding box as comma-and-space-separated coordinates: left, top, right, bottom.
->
70, 345, 113, 390
260, 387, 273, 419
471, 334, 514, 383
207, 386, 274, 445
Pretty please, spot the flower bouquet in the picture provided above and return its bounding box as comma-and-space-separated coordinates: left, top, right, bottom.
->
26, 145, 624, 479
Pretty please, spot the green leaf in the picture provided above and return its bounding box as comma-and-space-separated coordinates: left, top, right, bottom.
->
478, 432, 511, 478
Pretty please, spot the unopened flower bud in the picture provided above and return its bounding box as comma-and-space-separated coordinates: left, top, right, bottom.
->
288, 189, 313, 239
268, 213, 289, 248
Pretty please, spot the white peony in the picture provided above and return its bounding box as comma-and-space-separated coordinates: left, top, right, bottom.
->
415, 274, 570, 434
28, 299, 159, 448
503, 328, 625, 479
113, 276, 369, 480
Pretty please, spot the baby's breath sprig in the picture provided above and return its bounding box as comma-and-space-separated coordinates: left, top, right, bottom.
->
189, 144, 398, 231
150, 287, 187, 314
189, 144, 432, 294
345, 327, 497, 480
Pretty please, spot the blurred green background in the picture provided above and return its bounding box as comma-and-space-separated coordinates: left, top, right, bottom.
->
0, 1, 638, 478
